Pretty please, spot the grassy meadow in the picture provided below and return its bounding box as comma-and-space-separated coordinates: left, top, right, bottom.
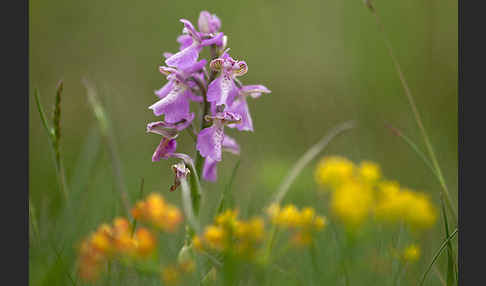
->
29, 0, 457, 285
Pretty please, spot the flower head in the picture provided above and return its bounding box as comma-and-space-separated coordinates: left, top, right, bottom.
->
402, 244, 420, 262
330, 180, 374, 229
131, 193, 183, 232
315, 156, 356, 190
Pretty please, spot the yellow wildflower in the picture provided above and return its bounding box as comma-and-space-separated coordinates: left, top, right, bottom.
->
358, 161, 381, 184
134, 228, 156, 257
162, 265, 180, 286
375, 185, 437, 230
330, 180, 373, 228
192, 235, 203, 251
403, 244, 420, 262
314, 156, 355, 190
131, 193, 183, 232
402, 190, 437, 229
275, 205, 301, 228
203, 225, 226, 251
215, 209, 239, 228
313, 216, 327, 231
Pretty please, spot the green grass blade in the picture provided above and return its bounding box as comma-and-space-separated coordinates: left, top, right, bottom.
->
418, 228, 458, 286
34, 86, 69, 199
82, 78, 131, 216
34, 88, 54, 139
131, 178, 145, 237
29, 197, 40, 244
440, 196, 457, 286
365, 2, 456, 222
385, 123, 438, 179
217, 159, 241, 214
273, 120, 356, 205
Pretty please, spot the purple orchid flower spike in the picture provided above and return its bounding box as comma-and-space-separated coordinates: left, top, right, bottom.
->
147, 113, 195, 162
196, 111, 241, 162
207, 55, 248, 108
202, 135, 240, 181
227, 84, 271, 132
165, 19, 224, 69
170, 161, 191, 191
149, 60, 206, 123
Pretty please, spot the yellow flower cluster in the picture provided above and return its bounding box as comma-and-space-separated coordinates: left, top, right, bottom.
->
402, 244, 420, 263
375, 181, 437, 229
314, 156, 437, 231
131, 193, 183, 232
193, 209, 265, 257
77, 217, 156, 281
267, 204, 327, 246
161, 260, 195, 286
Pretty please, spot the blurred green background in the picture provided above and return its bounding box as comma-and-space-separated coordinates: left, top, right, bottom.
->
29, 0, 457, 285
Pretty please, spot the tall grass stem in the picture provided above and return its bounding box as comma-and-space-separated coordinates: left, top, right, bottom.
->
366, 3, 457, 221
82, 78, 131, 216
273, 120, 356, 205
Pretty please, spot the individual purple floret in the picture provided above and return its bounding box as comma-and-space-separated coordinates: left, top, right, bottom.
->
202, 135, 240, 181
147, 113, 195, 161
196, 111, 241, 162
170, 161, 191, 191
227, 85, 271, 132
207, 54, 248, 108
198, 11, 221, 34
149, 60, 206, 123
165, 19, 223, 69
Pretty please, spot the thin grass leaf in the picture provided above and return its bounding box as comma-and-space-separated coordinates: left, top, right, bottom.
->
273, 120, 356, 205
34, 87, 69, 199
433, 265, 447, 286
217, 159, 240, 214
440, 196, 457, 286
131, 178, 145, 237
29, 197, 40, 244
82, 78, 130, 216
70, 125, 101, 196
418, 228, 458, 286
53, 80, 63, 165
386, 122, 458, 284
365, 1, 456, 221
34, 88, 54, 139
385, 123, 438, 179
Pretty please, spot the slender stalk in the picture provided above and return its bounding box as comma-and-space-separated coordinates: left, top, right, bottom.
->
273, 120, 356, 205
217, 160, 241, 214
180, 176, 201, 234
34, 87, 69, 199
365, 2, 457, 220
131, 178, 144, 237
418, 228, 458, 286
82, 78, 131, 216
